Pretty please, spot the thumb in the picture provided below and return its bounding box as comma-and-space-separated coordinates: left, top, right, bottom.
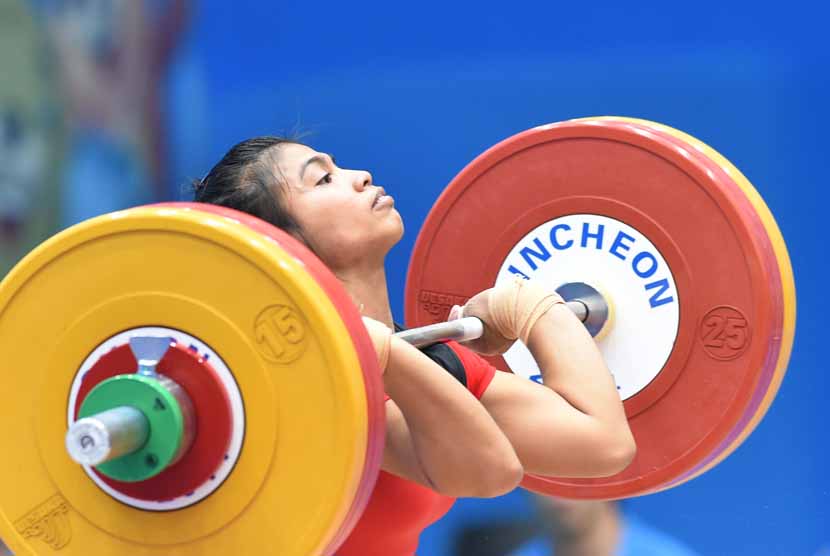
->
448, 304, 463, 321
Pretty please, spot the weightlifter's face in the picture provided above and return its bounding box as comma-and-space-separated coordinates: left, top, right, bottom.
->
274, 143, 403, 270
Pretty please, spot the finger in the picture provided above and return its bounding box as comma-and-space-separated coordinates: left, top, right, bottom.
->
448, 304, 463, 321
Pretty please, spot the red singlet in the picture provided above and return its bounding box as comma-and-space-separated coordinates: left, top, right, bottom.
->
335, 341, 498, 556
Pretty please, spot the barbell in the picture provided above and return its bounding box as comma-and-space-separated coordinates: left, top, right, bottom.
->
0, 118, 795, 555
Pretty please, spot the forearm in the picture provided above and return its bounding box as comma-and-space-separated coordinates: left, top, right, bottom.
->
383, 338, 521, 497
527, 306, 629, 430
458, 280, 635, 477
489, 306, 636, 476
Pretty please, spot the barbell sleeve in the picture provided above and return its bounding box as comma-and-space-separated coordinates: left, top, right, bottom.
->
65, 406, 150, 466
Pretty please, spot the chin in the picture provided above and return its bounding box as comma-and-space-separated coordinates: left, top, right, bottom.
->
365, 226, 402, 263
385, 219, 405, 247
392, 209, 405, 235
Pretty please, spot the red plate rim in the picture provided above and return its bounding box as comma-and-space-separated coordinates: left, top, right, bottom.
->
598, 120, 784, 489
154, 202, 385, 550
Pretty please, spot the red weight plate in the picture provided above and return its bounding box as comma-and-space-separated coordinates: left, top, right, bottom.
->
155, 203, 385, 553
405, 121, 781, 499
74, 342, 233, 502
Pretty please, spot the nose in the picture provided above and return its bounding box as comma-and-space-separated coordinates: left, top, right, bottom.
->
352, 170, 373, 192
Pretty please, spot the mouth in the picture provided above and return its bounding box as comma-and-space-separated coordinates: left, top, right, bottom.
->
371, 187, 387, 208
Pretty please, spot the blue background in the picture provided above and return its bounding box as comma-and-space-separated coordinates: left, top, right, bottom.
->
11, 0, 828, 554
178, 2, 828, 554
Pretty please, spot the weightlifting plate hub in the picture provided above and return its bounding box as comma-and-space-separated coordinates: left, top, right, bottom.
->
68, 327, 244, 510
498, 213, 679, 401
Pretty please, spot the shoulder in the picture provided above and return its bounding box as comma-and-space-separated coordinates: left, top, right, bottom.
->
432, 341, 499, 399
420, 341, 468, 388
393, 323, 499, 399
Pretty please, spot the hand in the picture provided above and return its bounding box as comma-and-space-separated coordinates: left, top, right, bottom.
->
361, 316, 392, 374
451, 277, 564, 355
448, 291, 515, 356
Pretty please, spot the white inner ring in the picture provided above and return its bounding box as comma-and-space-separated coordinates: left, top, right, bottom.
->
496, 214, 680, 400
67, 326, 245, 511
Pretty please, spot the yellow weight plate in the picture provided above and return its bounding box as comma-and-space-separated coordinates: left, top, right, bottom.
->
576, 117, 795, 487
0, 205, 372, 555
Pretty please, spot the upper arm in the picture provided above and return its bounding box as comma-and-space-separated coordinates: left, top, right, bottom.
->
380, 399, 436, 490
379, 340, 522, 496
479, 371, 634, 478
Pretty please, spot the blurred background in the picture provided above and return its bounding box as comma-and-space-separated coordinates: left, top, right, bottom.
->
0, 0, 827, 554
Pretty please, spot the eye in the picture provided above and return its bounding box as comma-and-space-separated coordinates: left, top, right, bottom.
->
316, 173, 333, 186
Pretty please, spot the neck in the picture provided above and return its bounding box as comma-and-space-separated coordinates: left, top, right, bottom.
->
548, 503, 622, 556
334, 262, 394, 329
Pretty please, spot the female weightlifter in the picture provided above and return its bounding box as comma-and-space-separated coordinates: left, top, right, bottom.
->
193, 136, 636, 556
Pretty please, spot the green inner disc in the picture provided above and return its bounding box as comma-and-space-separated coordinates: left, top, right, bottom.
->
79, 374, 184, 482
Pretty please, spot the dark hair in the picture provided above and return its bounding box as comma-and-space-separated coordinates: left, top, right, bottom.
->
192, 136, 311, 246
